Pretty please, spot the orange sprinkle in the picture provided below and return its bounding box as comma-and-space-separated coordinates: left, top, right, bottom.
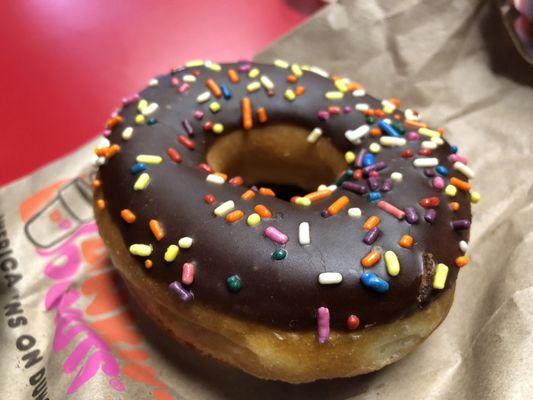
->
450, 202, 460, 211
96, 199, 105, 210
364, 109, 374, 117
437, 128, 445, 135
227, 68, 239, 83
241, 97, 253, 130
144, 259, 153, 269
287, 74, 298, 83
295, 86, 306, 96
455, 256, 469, 268
91, 179, 102, 189
229, 176, 243, 186
241, 189, 256, 201
331, 74, 341, 81
259, 187, 275, 197
95, 144, 120, 159
205, 78, 222, 98
257, 107, 268, 123
120, 209, 136, 223
363, 215, 381, 231
226, 210, 244, 223
149, 219, 165, 241
106, 115, 124, 129
404, 120, 428, 129
327, 195, 350, 216
393, 114, 401, 120
389, 98, 401, 107
328, 106, 341, 115
374, 109, 386, 118
254, 204, 272, 219
361, 250, 381, 268
304, 190, 332, 202
370, 128, 381, 137
450, 177, 471, 191
399, 234, 414, 248
347, 82, 363, 91
214, 172, 228, 181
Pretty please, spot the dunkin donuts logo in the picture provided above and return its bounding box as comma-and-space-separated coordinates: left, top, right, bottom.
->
20, 178, 173, 399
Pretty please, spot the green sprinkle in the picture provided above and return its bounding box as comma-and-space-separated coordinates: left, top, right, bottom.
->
391, 121, 406, 134
147, 118, 158, 125
272, 249, 287, 260
226, 275, 242, 293
366, 116, 377, 124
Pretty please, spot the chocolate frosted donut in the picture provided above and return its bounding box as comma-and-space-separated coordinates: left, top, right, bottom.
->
93, 60, 479, 382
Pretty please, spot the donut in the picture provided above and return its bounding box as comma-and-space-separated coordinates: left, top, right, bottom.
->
93, 59, 479, 383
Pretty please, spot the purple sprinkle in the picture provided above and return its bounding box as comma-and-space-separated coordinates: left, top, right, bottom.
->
368, 176, 380, 191
343, 105, 352, 113
363, 227, 381, 245
193, 110, 204, 120
424, 168, 436, 177
424, 209, 437, 224
432, 176, 445, 191
381, 178, 393, 192
452, 219, 471, 230
320, 210, 330, 218
169, 281, 193, 302
173, 66, 187, 73
363, 161, 387, 175
318, 110, 330, 120
355, 149, 367, 168
341, 181, 367, 195
182, 120, 194, 136
238, 63, 252, 72
406, 131, 420, 141
264, 226, 289, 244
405, 207, 419, 224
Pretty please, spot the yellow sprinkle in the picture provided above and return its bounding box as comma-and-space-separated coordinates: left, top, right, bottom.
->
178, 237, 193, 249
206, 61, 221, 71
284, 89, 296, 101
369, 143, 381, 154
185, 59, 204, 67
345, 151, 356, 164
334, 79, 349, 92
295, 197, 311, 206
325, 91, 343, 100
141, 102, 158, 116
384, 251, 400, 276
212, 123, 224, 134
137, 99, 148, 112
470, 191, 481, 203
445, 184, 458, 197
382, 104, 395, 114
431, 136, 444, 145
136, 154, 162, 164
246, 81, 261, 92
209, 102, 221, 113
247, 213, 261, 226
248, 67, 260, 78
134, 114, 146, 125
164, 244, 179, 262
274, 59, 289, 69
133, 173, 150, 191
433, 263, 449, 289
129, 244, 153, 257
260, 75, 274, 90
418, 127, 441, 138
291, 63, 303, 77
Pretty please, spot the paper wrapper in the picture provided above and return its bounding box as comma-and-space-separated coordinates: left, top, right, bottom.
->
1, 0, 532, 398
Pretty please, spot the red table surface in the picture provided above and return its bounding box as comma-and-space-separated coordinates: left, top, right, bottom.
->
0, 0, 321, 186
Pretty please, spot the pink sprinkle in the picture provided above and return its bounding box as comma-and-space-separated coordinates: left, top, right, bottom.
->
193, 110, 204, 120
317, 307, 330, 344
377, 200, 406, 220
264, 227, 288, 244
122, 94, 140, 106
448, 154, 468, 164
182, 263, 196, 285
406, 131, 420, 141
171, 77, 180, 86
102, 129, 111, 137
318, 110, 330, 120
178, 83, 190, 93
432, 176, 445, 191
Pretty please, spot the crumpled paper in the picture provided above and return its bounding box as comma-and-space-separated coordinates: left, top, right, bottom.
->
1, 0, 532, 398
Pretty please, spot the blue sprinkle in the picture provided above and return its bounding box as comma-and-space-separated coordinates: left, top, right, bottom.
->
220, 84, 232, 99
363, 153, 375, 167
367, 191, 382, 202
360, 272, 389, 293
450, 145, 458, 153
436, 166, 449, 176
130, 163, 147, 174
378, 120, 401, 137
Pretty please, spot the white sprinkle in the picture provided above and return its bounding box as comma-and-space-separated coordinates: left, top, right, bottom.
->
97, 138, 111, 148
453, 161, 475, 178
348, 207, 362, 218
413, 157, 439, 168
421, 140, 437, 150
183, 74, 196, 83
390, 172, 403, 182
196, 91, 211, 103
404, 108, 419, 121
307, 127, 323, 143
136, 154, 162, 164
345, 125, 369, 144
92, 155, 106, 166
318, 272, 343, 285
369, 143, 381, 153
178, 237, 193, 249
206, 174, 225, 184
213, 200, 234, 217
459, 240, 469, 253
148, 78, 159, 87
352, 89, 366, 97
317, 184, 328, 191
355, 103, 369, 111
142, 102, 159, 116
309, 66, 329, 77
121, 127, 133, 140
380, 136, 406, 147
326, 184, 337, 192
260, 75, 274, 90
298, 222, 311, 245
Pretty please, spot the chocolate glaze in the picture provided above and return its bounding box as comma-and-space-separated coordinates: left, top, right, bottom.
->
98, 61, 471, 330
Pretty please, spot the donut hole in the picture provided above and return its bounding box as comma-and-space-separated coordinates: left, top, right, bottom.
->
206, 124, 346, 200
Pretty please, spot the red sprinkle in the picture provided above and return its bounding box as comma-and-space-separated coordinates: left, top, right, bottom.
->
353, 169, 363, 181
347, 315, 360, 330
178, 135, 195, 150
167, 147, 182, 163
418, 148, 432, 156
229, 176, 244, 186
182, 263, 196, 285
203, 121, 213, 132
198, 163, 214, 174
401, 149, 414, 158
369, 170, 379, 178
419, 196, 440, 208
204, 194, 216, 204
